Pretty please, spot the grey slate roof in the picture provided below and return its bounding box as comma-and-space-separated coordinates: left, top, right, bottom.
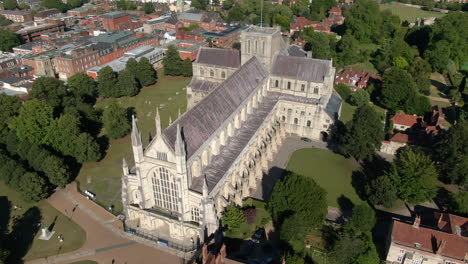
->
178, 12, 203, 22
101, 11, 128, 19
163, 57, 268, 160
288, 44, 307, 57
271, 55, 331, 83
188, 79, 219, 93
195, 47, 240, 68
325, 91, 342, 120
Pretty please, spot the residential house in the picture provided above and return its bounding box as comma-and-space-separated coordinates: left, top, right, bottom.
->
386, 213, 468, 264
0, 10, 32, 23
334, 69, 380, 91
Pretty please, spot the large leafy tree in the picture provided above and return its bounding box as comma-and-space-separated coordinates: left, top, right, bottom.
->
102, 102, 130, 139
0, 94, 21, 135
42, 156, 70, 187
45, 113, 81, 154
451, 191, 468, 215
9, 99, 54, 145
434, 123, 467, 187
143, 2, 155, 14
269, 172, 327, 227
391, 149, 438, 204
407, 57, 432, 95
67, 72, 97, 98
0, 29, 20, 52
72, 133, 101, 162
29, 77, 67, 109
348, 89, 370, 107
366, 174, 398, 208
19, 172, 48, 202
301, 28, 336, 60
3, 0, 18, 9
126, 58, 157, 87
118, 69, 139, 97
221, 205, 246, 229
280, 214, 309, 252
340, 105, 384, 161
332, 231, 379, 264
346, 204, 375, 234
379, 67, 418, 112
98, 66, 119, 98
163, 46, 183, 76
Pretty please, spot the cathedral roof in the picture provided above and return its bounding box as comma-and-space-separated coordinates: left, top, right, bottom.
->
195, 47, 241, 68
325, 91, 342, 120
188, 78, 219, 92
271, 55, 332, 83
163, 56, 268, 159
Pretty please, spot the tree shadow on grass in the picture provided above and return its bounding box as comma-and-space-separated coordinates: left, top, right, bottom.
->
0, 197, 11, 242
430, 79, 449, 96
6, 206, 42, 264
351, 155, 392, 202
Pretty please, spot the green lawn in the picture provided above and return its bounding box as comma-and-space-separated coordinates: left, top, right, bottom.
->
380, 2, 446, 22
76, 74, 190, 214
286, 148, 363, 207
429, 72, 449, 97
340, 102, 385, 123
345, 61, 379, 76
0, 182, 86, 261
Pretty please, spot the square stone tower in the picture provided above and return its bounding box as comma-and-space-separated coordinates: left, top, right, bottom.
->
240, 26, 285, 71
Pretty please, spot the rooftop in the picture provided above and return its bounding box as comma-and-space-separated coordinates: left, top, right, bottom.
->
391, 113, 422, 127
271, 55, 332, 83
16, 23, 58, 34
101, 11, 129, 19
244, 25, 279, 35
90, 31, 134, 43
195, 47, 240, 68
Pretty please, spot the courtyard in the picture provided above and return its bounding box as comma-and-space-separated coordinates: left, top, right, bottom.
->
0, 182, 86, 262
286, 148, 363, 207
76, 73, 190, 214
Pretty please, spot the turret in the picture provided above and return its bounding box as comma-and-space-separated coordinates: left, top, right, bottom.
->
175, 124, 187, 174
201, 175, 218, 236
131, 115, 144, 164
122, 158, 129, 175
155, 108, 161, 136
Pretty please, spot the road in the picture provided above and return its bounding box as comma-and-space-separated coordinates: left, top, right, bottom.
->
26, 183, 180, 264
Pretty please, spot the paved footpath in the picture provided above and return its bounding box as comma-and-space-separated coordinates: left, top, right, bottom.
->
26, 183, 180, 264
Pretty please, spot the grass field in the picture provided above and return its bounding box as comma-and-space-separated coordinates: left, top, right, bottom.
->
76, 73, 190, 214
380, 2, 446, 22
429, 72, 449, 97
0, 182, 86, 261
340, 102, 386, 124
286, 148, 363, 207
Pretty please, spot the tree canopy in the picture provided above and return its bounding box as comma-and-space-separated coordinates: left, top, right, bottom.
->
340, 105, 384, 161
67, 72, 97, 98
29, 77, 67, 109
0, 29, 20, 52
221, 205, 246, 229
102, 102, 131, 139
98, 66, 119, 98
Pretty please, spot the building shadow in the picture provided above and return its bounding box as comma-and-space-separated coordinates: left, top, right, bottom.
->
6, 206, 42, 264
260, 166, 288, 202
48, 215, 58, 232
430, 79, 449, 97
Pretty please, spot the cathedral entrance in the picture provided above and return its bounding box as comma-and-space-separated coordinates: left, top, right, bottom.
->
320, 131, 328, 142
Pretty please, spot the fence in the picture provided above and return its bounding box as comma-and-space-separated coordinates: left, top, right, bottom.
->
124, 226, 197, 252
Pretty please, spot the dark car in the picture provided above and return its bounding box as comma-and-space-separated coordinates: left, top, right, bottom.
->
252, 228, 265, 243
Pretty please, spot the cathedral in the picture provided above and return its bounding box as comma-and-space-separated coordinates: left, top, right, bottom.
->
121, 26, 341, 250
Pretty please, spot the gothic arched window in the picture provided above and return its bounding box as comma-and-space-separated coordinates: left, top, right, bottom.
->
221, 71, 226, 79
307, 120, 311, 127
282, 116, 286, 121
210, 70, 214, 77
294, 118, 298, 125
152, 167, 179, 212
275, 80, 279, 87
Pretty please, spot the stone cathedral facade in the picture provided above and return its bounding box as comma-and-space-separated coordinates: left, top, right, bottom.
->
121, 26, 342, 249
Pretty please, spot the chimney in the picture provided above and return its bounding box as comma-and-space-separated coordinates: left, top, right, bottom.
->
413, 215, 421, 228
307, 51, 312, 58
436, 239, 446, 255
202, 243, 208, 264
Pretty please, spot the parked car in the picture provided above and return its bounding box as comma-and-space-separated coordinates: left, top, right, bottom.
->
252, 228, 265, 243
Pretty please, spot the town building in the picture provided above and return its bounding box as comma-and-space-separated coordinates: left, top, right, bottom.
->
386, 213, 468, 264
143, 14, 181, 34
67, 3, 100, 17
33, 8, 61, 21
16, 22, 66, 43
121, 26, 340, 252
0, 10, 32, 23
334, 69, 380, 91
0, 76, 33, 95
203, 26, 245, 48
162, 39, 208, 60
100, 11, 142, 31
87, 45, 164, 79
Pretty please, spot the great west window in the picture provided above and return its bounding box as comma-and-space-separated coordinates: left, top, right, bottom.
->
152, 167, 179, 212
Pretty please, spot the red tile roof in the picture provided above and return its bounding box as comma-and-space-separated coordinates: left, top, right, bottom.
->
391, 220, 468, 261
391, 113, 421, 127
329, 7, 342, 15
435, 213, 468, 236
290, 17, 318, 31
390, 133, 409, 143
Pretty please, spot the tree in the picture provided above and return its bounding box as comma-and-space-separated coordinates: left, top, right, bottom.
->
136, 58, 157, 86
0, 29, 20, 52
337, 34, 362, 66
67, 72, 97, 97
102, 102, 131, 139
41, 0, 67, 11
98, 66, 119, 98
163, 45, 183, 76
45, 113, 81, 155
269, 173, 327, 227
408, 57, 431, 95
340, 105, 384, 161
301, 28, 335, 60
283, 253, 305, 264
332, 231, 379, 264
366, 174, 398, 208
0, 94, 21, 135
379, 67, 419, 113
3, 0, 18, 10
226, 5, 245, 22
118, 69, 139, 97
335, 83, 352, 101
346, 204, 375, 234
9, 99, 54, 145
0, 16, 13, 26
435, 123, 467, 187
19, 172, 48, 202
348, 89, 369, 107
143, 2, 155, 14
221, 205, 246, 229
72, 133, 101, 162
280, 214, 309, 252
42, 156, 70, 187
451, 191, 468, 215
191, 0, 208, 10
392, 149, 438, 204
182, 58, 193, 77
425, 40, 451, 72
30, 77, 67, 108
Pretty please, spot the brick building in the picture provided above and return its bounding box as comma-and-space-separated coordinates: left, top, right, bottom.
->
162, 39, 207, 60
67, 3, 100, 17
0, 10, 32, 23
100, 11, 135, 31
143, 14, 180, 34
16, 22, 66, 43
334, 69, 380, 91
33, 8, 61, 21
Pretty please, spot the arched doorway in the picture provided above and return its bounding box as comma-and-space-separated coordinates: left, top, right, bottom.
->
320, 131, 328, 142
